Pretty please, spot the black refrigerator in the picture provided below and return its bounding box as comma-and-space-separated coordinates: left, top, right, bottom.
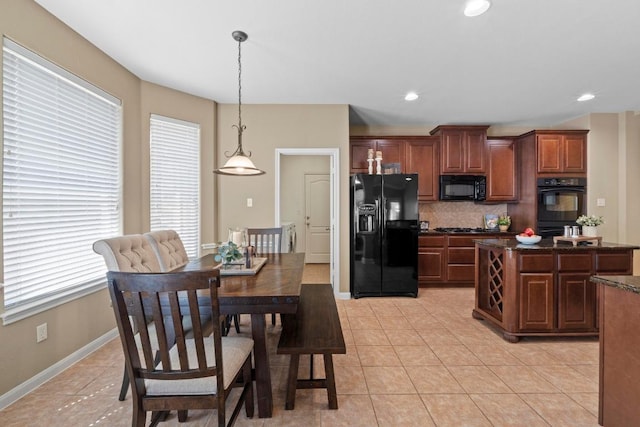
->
350, 174, 418, 298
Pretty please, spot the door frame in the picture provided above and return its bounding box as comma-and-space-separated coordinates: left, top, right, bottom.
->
275, 148, 340, 298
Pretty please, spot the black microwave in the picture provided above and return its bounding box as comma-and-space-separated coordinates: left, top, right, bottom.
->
439, 175, 486, 201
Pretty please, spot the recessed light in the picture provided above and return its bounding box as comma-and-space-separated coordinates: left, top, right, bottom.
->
405, 92, 419, 101
577, 93, 595, 102
464, 0, 491, 17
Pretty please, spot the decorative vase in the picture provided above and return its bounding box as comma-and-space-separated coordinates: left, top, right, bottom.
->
499, 225, 509, 232
582, 225, 598, 237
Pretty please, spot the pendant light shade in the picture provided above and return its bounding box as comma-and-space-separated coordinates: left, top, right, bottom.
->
214, 30, 265, 176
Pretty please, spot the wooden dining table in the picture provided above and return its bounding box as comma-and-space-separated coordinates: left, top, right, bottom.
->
175, 252, 305, 418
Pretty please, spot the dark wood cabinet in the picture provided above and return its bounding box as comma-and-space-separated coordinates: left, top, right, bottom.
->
474, 242, 637, 342
418, 235, 445, 283
519, 273, 555, 331
535, 131, 588, 175
349, 137, 405, 174
405, 137, 439, 201
419, 233, 504, 286
430, 125, 489, 174
486, 138, 517, 202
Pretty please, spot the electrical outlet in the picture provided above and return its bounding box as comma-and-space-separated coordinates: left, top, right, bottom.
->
597, 198, 606, 207
36, 323, 47, 343
247, 198, 253, 208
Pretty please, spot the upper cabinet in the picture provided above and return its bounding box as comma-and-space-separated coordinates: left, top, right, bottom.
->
532, 130, 588, 176
350, 137, 405, 174
405, 137, 439, 201
349, 136, 439, 201
430, 125, 489, 174
486, 138, 518, 202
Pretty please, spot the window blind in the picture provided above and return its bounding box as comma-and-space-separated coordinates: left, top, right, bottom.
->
150, 114, 200, 259
2, 38, 122, 323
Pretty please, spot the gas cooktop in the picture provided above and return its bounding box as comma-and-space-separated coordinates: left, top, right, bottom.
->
434, 227, 496, 233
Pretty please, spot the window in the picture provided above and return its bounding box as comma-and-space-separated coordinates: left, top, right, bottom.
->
149, 115, 200, 258
2, 38, 122, 324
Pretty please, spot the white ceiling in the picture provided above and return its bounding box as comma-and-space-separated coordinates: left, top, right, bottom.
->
35, 0, 640, 128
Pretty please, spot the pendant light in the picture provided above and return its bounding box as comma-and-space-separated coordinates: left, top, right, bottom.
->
213, 30, 265, 176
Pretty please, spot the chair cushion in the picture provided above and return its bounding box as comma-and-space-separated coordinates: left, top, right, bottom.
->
144, 230, 189, 272
93, 235, 161, 272
145, 336, 254, 395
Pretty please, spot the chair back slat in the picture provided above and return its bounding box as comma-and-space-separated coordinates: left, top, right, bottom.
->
108, 270, 224, 384
247, 227, 282, 255
186, 289, 209, 370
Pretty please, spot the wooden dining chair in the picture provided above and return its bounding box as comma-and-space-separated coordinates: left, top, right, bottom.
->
247, 227, 283, 326
93, 234, 164, 401
107, 269, 254, 427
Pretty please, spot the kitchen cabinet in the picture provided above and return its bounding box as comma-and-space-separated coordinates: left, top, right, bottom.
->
349, 137, 405, 174
419, 232, 504, 286
405, 137, 439, 201
473, 239, 637, 342
485, 138, 517, 202
418, 235, 445, 283
534, 131, 588, 175
430, 125, 489, 174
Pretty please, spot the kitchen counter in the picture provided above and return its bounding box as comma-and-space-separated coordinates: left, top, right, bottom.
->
472, 240, 637, 342
591, 275, 640, 295
591, 275, 640, 426
473, 237, 639, 251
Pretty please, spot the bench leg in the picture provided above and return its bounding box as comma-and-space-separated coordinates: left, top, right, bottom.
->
285, 354, 300, 410
324, 354, 338, 409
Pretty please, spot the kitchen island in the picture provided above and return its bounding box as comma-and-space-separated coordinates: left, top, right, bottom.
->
590, 275, 640, 426
472, 238, 638, 342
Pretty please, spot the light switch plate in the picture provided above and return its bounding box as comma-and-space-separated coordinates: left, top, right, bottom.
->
597, 198, 606, 207
247, 198, 253, 207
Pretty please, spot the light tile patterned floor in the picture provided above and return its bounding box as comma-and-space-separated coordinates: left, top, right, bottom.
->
1, 285, 600, 426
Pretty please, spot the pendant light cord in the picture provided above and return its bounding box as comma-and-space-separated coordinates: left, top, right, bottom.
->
237, 35, 243, 131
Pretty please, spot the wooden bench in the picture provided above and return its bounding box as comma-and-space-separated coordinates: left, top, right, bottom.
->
277, 283, 346, 410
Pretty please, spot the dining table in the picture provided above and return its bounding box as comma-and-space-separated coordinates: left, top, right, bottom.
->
175, 252, 305, 418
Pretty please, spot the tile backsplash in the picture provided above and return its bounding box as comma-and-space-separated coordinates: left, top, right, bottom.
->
420, 202, 507, 229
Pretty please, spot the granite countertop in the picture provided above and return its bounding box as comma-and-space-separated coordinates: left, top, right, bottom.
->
474, 238, 640, 251
591, 275, 640, 295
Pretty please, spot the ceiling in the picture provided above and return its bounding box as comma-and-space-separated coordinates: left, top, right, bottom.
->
35, 0, 640, 128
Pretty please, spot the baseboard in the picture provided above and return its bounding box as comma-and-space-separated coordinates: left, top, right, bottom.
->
0, 328, 119, 411
336, 291, 351, 300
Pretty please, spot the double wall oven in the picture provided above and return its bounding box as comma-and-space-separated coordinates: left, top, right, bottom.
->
536, 177, 586, 237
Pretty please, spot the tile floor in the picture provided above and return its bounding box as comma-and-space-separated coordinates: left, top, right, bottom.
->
1, 285, 601, 426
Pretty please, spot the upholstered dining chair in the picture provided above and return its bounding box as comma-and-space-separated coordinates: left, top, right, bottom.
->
93, 234, 165, 401
143, 229, 190, 272
247, 227, 283, 326
107, 269, 254, 427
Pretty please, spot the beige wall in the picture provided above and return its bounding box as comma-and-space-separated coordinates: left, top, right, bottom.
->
0, 2, 218, 396
216, 104, 351, 291
0, 0, 140, 396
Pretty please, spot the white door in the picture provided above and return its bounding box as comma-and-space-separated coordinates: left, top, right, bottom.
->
305, 174, 330, 263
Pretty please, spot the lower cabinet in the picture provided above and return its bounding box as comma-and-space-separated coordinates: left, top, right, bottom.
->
474, 243, 636, 342
418, 235, 445, 283
519, 273, 554, 331
419, 233, 503, 286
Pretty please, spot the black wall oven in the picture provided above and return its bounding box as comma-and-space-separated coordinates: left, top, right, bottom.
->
537, 177, 586, 237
